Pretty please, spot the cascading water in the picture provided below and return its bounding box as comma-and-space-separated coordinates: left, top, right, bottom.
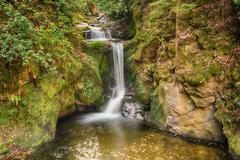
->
104, 43, 125, 113
88, 26, 111, 41
83, 29, 125, 123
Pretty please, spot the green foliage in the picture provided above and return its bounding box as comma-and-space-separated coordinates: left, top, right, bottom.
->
0, 139, 9, 153
34, 26, 73, 68
172, 2, 197, 14
0, 0, 90, 69
179, 3, 197, 14
0, 107, 17, 124
215, 96, 240, 135
0, 0, 107, 154
0, 2, 34, 65
93, 0, 128, 19
234, 0, 240, 6
40, 0, 89, 26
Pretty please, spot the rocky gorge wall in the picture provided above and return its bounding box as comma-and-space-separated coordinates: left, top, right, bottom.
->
0, 52, 105, 155
0, 1, 112, 157
124, 0, 240, 158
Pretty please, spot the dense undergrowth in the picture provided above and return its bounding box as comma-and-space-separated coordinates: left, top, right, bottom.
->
0, 0, 107, 156
0, 0, 92, 69
92, 0, 128, 19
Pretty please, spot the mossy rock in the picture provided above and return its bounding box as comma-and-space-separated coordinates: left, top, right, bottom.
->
58, 87, 76, 117
0, 139, 8, 154
149, 88, 167, 126
22, 84, 59, 126
0, 52, 105, 154
228, 131, 240, 158
0, 105, 17, 125
134, 73, 151, 104
183, 58, 222, 86
83, 41, 111, 77
75, 79, 104, 105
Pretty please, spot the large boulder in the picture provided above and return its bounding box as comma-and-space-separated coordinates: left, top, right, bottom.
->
149, 82, 224, 142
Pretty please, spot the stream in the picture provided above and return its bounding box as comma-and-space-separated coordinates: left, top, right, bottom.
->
27, 24, 232, 160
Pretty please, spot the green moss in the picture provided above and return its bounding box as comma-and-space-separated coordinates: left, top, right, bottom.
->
85, 41, 108, 53
184, 59, 222, 86
15, 124, 54, 149
197, 27, 216, 50
60, 58, 83, 83
149, 88, 167, 126
0, 51, 106, 154
4, 82, 60, 150
228, 132, 240, 156
58, 87, 76, 115
84, 41, 111, 79
23, 85, 59, 126
147, 0, 172, 23
134, 73, 151, 104
232, 68, 240, 81
39, 75, 66, 99
0, 139, 8, 154
75, 78, 104, 105
0, 106, 17, 124
60, 56, 105, 106
128, 19, 137, 38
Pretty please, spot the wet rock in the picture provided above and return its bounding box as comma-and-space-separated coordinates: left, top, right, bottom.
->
122, 101, 145, 121
110, 17, 136, 40
122, 86, 145, 121
76, 23, 89, 28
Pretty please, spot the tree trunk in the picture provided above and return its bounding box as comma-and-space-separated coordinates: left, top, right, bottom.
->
175, 0, 180, 66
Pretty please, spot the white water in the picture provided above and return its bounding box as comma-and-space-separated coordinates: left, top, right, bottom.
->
83, 30, 125, 123
89, 26, 111, 41
104, 43, 125, 113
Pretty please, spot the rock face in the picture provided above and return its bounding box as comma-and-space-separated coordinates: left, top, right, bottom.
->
125, 0, 240, 157
0, 51, 106, 156
150, 82, 224, 142
110, 17, 136, 40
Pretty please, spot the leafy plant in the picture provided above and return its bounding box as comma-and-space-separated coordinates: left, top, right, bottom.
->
233, 0, 240, 6
0, 2, 34, 65
93, 0, 128, 19
0, 0, 87, 70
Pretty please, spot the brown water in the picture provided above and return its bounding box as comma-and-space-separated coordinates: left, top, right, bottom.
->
27, 113, 231, 160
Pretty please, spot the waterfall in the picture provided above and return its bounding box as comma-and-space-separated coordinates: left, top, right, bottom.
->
89, 26, 111, 40
104, 43, 125, 113
82, 32, 125, 122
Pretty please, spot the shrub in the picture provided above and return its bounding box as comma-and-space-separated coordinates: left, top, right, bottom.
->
0, 0, 87, 69
234, 0, 240, 6
93, 0, 128, 19
0, 2, 34, 65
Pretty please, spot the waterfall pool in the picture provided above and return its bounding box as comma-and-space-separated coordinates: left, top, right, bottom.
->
27, 113, 231, 160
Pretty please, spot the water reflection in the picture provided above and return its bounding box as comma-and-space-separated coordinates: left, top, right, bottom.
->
27, 114, 231, 160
